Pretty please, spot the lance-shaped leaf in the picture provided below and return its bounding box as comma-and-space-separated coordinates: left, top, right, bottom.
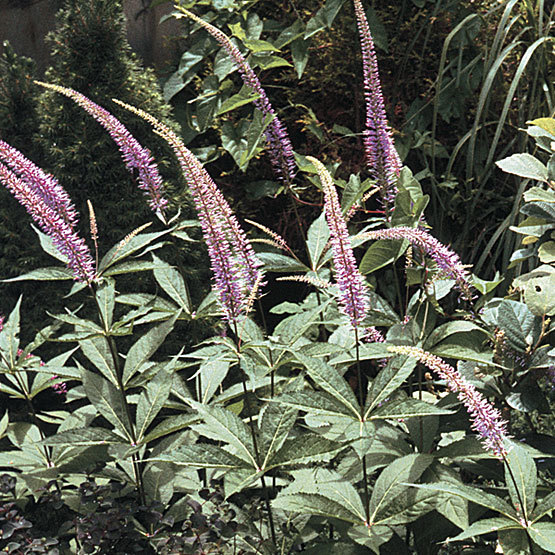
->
307, 213, 331, 270
532, 490, 555, 523
369, 398, 454, 420
504, 442, 537, 522
142, 413, 199, 445
96, 279, 116, 329
447, 517, 522, 543
527, 522, 555, 553
259, 404, 297, 470
151, 444, 248, 469
364, 355, 416, 417
273, 468, 366, 525
123, 313, 179, 384
41, 427, 127, 447
0, 297, 21, 368
79, 336, 118, 385
189, 401, 258, 468
152, 254, 191, 314
271, 391, 355, 419
135, 368, 173, 442
267, 434, 347, 470
81, 369, 133, 442
371, 487, 437, 526
368, 454, 433, 524
409, 482, 517, 520
2, 267, 74, 282
293, 351, 360, 420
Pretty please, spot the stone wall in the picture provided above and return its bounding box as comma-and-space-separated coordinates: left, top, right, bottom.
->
0, 0, 182, 72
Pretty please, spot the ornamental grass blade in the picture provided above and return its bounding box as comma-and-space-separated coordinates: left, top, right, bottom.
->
293, 351, 360, 420
273, 468, 366, 525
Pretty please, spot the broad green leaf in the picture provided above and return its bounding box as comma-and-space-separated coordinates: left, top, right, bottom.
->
268, 434, 346, 469
123, 313, 178, 384
116, 293, 178, 312
448, 517, 522, 542
103, 260, 167, 276
81, 369, 133, 441
504, 443, 537, 521
410, 483, 516, 519
152, 254, 191, 314
151, 444, 248, 469
523, 273, 555, 316
365, 355, 416, 417
496, 153, 548, 182
538, 242, 555, 264
257, 252, 308, 272
259, 404, 297, 469
523, 186, 555, 203
424, 321, 488, 350
369, 398, 454, 420
291, 36, 309, 78
497, 300, 541, 351
239, 111, 274, 170
199, 358, 230, 404
368, 454, 433, 523
293, 351, 360, 420
42, 427, 127, 446
528, 522, 555, 552
189, 401, 257, 468
498, 529, 530, 555
275, 301, 330, 348
532, 490, 555, 522
142, 413, 199, 445
32, 225, 68, 263
79, 336, 118, 385
136, 368, 173, 442
348, 524, 393, 552
143, 463, 174, 504
2, 267, 73, 282
307, 213, 330, 270
360, 239, 407, 274
217, 86, 260, 115
273, 468, 366, 524
528, 117, 555, 137
372, 487, 436, 526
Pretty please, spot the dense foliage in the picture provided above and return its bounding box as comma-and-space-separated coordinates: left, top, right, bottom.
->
0, 0, 553, 553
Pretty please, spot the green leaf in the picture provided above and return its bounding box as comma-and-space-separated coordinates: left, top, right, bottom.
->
2, 267, 74, 282
198, 358, 230, 404
189, 401, 257, 468
497, 300, 541, 351
369, 398, 454, 420
527, 117, 555, 137
95, 279, 116, 329
410, 483, 517, 519
528, 522, 555, 552
41, 427, 127, 446
79, 336, 118, 385
523, 273, 555, 316
360, 239, 407, 274
142, 413, 199, 445
496, 153, 549, 182
504, 443, 537, 521
293, 351, 360, 420
368, 454, 433, 523
256, 252, 308, 273
273, 468, 366, 524
81, 369, 133, 441
498, 529, 530, 555
32, 225, 68, 263
365, 355, 416, 417
291, 37, 309, 78
152, 255, 191, 314
239, 111, 274, 170
532, 490, 555, 522
123, 313, 178, 384
136, 368, 173, 442
272, 391, 354, 418
103, 260, 167, 276
448, 517, 522, 542
307, 213, 330, 270
424, 321, 488, 350
0, 298, 21, 367
259, 404, 297, 469
151, 444, 248, 469
217, 85, 260, 115
538, 241, 555, 264
268, 434, 346, 469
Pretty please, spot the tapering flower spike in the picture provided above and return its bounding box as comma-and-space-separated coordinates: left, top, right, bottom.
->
362, 226, 472, 298
0, 151, 96, 284
307, 156, 369, 328
389, 345, 508, 458
113, 99, 264, 323
35, 81, 168, 217
0, 140, 77, 227
175, 7, 296, 183
353, 0, 401, 211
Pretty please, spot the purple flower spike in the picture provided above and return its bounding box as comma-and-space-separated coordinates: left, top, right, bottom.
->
176, 8, 296, 183
35, 81, 168, 216
353, 0, 401, 212
0, 141, 78, 228
389, 346, 508, 458
0, 152, 96, 284
112, 99, 265, 324
308, 156, 369, 328
363, 226, 472, 298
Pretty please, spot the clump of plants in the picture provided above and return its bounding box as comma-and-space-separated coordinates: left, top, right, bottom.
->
0, 1, 553, 553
